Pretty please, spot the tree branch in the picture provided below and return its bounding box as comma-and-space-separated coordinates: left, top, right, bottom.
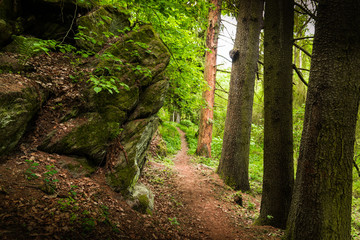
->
216, 81, 228, 94
293, 64, 308, 87
294, 2, 316, 20
294, 36, 314, 41
294, 42, 312, 58
218, 54, 232, 63
221, 19, 237, 27
215, 92, 228, 101
217, 69, 231, 74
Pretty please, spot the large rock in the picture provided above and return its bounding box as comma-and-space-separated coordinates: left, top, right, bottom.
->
39, 113, 121, 165
76, 6, 130, 52
39, 24, 170, 192
129, 77, 169, 120
98, 24, 171, 87
0, 74, 44, 156
0, 19, 13, 47
106, 116, 160, 193
126, 183, 154, 214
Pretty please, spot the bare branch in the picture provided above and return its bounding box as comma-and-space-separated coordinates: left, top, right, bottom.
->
215, 92, 228, 101
217, 69, 231, 74
293, 42, 312, 58
216, 81, 228, 94
294, 2, 316, 20
221, 19, 237, 27
218, 54, 232, 63
292, 64, 308, 87
294, 36, 314, 41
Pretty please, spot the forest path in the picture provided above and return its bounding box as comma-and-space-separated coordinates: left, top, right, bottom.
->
173, 128, 241, 239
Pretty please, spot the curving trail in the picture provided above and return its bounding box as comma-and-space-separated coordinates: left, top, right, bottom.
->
173, 128, 242, 240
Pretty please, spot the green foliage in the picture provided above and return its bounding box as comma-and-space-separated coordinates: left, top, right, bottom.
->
293, 104, 305, 160
24, 159, 40, 180
158, 121, 181, 154
115, 0, 210, 117
168, 217, 180, 226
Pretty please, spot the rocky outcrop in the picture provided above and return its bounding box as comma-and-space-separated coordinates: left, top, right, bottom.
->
38, 24, 170, 192
76, 6, 130, 52
0, 2, 170, 209
0, 74, 45, 155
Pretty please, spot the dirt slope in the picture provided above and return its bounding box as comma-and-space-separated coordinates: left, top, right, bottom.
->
0, 125, 282, 239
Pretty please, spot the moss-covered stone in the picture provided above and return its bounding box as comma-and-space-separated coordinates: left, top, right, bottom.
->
0, 76, 44, 156
76, 6, 130, 52
89, 85, 139, 115
129, 78, 169, 120
106, 116, 159, 192
126, 183, 154, 214
102, 25, 170, 87
2, 36, 43, 56
39, 113, 121, 165
0, 19, 12, 47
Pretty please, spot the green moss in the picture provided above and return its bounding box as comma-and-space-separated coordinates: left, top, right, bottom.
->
40, 113, 122, 165
76, 6, 130, 52
0, 86, 43, 156
106, 165, 139, 193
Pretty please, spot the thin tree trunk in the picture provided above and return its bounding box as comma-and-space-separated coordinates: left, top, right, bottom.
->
255, 0, 294, 229
196, 0, 222, 158
285, 0, 360, 239
217, 0, 263, 191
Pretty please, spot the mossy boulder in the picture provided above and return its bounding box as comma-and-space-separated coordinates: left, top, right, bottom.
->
2, 36, 44, 56
129, 78, 169, 120
0, 75, 45, 156
76, 6, 130, 52
99, 25, 170, 87
106, 116, 159, 192
88, 85, 139, 117
39, 113, 121, 165
126, 183, 154, 214
0, 19, 13, 47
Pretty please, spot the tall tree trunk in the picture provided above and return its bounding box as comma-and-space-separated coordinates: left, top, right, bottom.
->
217, 0, 263, 191
196, 0, 222, 158
285, 0, 360, 239
255, 0, 294, 229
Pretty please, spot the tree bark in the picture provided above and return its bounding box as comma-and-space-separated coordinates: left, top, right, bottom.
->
285, 0, 360, 239
217, 0, 263, 191
256, 0, 294, 229
196, 0, 222, 158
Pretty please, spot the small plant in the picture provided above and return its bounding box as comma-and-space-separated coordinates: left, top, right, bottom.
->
24, 159, 39, 180
168, 217, 180, 226
247, 201, 255, 211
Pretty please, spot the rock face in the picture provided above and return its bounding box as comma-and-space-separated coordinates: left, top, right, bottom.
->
0, 3, 171, 201
76, 6, 130, 52
0, 75, 45, 155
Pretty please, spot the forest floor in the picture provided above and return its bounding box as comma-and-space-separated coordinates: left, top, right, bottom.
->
0, 52, 283, 239
0, 127, 283, 239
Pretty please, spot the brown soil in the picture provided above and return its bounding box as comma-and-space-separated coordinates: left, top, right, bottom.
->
0, 52, 283, 239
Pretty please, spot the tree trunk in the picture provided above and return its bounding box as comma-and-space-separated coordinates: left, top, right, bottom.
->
217, 0, 263, 191
285, 1, 360, 239
196, 0, 222, 158
256, 0, 294, 229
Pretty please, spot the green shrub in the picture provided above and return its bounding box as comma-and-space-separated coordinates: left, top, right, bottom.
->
158, 121, 181, 155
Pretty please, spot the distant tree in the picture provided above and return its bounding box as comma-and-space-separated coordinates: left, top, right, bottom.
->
217, 0, 263, 191
196, 0, 222, 158
285, 0, 360, 239
255, 0, 294, 229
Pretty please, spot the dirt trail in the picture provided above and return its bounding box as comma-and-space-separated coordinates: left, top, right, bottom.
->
173, 129, 241, 240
